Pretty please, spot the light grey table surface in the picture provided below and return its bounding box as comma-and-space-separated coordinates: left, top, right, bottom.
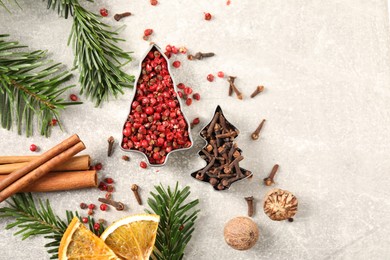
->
1, 1, 390, 259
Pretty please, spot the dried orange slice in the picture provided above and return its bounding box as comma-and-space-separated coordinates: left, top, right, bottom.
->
58, 217, 120, 260
100, 214, 160, 260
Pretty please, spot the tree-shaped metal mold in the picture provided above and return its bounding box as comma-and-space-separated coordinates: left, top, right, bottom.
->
121, 44, 193, 166
191, 106, 252, 190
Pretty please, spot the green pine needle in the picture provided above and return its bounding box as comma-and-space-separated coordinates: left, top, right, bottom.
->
0, 34, 81, 137
44, 0, 135, 106
0, 193, 105, 259
146, 182, 200, 260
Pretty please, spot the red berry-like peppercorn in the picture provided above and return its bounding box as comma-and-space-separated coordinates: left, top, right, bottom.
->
94, 223, 101, 230
104, 177, 114, 184
172, 61, 181, 68
70, 94, 78, 101
186, 98, 192, 106
184, 87, 193, 95
177, 83, 185, 89
95, 163, 102, 171
217, 71, 225, 78
166, 45, 172, 53
204, 12, 212, 20
150, 0, 158, 5
193, 93, 201, 101
207, 74, 215, 82
88, 209, 93, 215
80, 203, 88, 209
50, 119, 58, 126
88, 204, 96, 210
100, 8, 108, 17
140, 161, 147, 168
107, 185, 114, 192
192, 118, 200, 125
82, 217, 89, 223
100, 204, 108, 211
123, 128, 131, 137
171, 46, 178, 54
105, 192, 112, 199
144, 29, 153, 36
98, 182, 107, 191
29, 144, 37, 152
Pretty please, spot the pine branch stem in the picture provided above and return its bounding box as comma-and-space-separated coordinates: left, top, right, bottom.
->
11, 80, 55, 110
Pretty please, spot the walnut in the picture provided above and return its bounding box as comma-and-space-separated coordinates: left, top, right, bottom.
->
263, 189, 298, 221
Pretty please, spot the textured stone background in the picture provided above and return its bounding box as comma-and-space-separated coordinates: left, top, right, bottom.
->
1, 0, 390, 259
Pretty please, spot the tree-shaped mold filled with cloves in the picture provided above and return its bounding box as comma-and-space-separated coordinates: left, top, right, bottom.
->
121, 45, 193, 166
191, 106, 252, 190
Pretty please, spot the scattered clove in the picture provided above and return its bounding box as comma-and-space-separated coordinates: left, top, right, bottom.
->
250, 85, 264, 98
227, 76, 242, 100
131, 184, 142, 205
245, 196, 255, 217
191, 106, 252, 190
251, 119, 266, 140
263, 164, 279, 186
98, 198, 125, 211
188, 52, 215, 60
114, 12, 131, 21
107, 136, 115, 156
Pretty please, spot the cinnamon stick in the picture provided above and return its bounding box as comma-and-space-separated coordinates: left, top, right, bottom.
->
0, 170, 97, 192
0, 137, 85, 202
0, 134, 81, 192
0, 155, 90, 174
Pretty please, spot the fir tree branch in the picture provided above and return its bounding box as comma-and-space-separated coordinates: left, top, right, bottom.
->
44, 0, 134, 106
0, 34, 81, 137
0, 193, 105, 259
146, 182, 200, 260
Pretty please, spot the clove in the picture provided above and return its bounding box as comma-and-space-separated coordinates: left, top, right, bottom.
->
250, 85, 264, 98
263, 164, 279, 186
227, 76, 236, 96
228, 76, 242, 99
245, 196, 255, 217
131, 184, 142, 205
98, 198, 125, 211
188, 52, 215, 60
114, 12, 131, 21
251, 119, 265, 140
107, 136, 115, 156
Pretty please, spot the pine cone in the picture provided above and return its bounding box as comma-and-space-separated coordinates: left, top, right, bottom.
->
263, 189, 298, 221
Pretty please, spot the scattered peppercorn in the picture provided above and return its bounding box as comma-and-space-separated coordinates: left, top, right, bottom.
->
171, 46, 178, 54
144, 29, 153, 37
88, 204, 96, 210
95, 163, 103, 171
107, 185, 114, 192
105, 177, 114, 184
217, 71, 225, 78
80, 203, 88, 209
177, 83, 185, 89
100, 204, 108, 211
50, 119, 58, 126
179, 47, 187, 54
98, 182, 107, 191
105, 192, 112, 199
87, 209, 93, 216
100, 8, 108, 17
82, 217, 89, 223
172, 60, 181, 68
192, 118, 200, 125
93, 223, 101, 230
29, 144, 37, 152
70, 94, 78, 101
207, 74, 215, 82
186, 98, 192, 106
193, 93, 200, 101
140, 161, 148, 169
150, 0, 158, 5
204, 12, 212, 20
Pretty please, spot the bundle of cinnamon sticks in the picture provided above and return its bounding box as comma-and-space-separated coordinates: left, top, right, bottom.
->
0, 134, 97, 202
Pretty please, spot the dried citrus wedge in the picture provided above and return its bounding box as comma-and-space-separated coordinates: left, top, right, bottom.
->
58, 217, 120, 260
100, 214, 160, 260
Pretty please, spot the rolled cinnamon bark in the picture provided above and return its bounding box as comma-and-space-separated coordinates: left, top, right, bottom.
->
0, 134, 81, 192
0, 170, 97, 192
0, 139, 85, 202
0, 156, 38, 164
0, 155, 90, 174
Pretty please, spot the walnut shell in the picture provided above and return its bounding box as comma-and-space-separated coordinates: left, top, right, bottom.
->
263, 188, 298, 221
224, 216, 259, 250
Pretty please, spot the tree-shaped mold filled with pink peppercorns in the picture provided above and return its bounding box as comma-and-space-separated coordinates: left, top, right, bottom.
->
121, 45, 193, 166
